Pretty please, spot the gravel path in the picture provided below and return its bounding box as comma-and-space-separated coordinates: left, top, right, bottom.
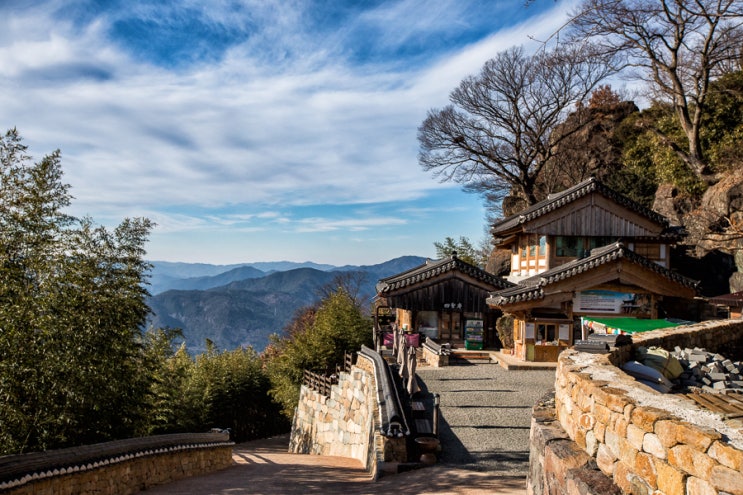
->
416, 362, 555, 475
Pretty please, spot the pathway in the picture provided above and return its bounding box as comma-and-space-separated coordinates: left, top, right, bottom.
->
142, 361, 555, 494
416, 360, 555, 474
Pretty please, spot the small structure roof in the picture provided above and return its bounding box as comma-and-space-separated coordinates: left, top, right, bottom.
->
491, 177, 670, 237
708, 291, 743, 307
376, 254, 514, 314
583, 317, 682, 334
377, 254, 514, 295
487, 242, 699, 308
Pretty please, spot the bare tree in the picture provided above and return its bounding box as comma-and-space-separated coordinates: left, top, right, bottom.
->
316, 271, 370, 311
418, 44, 613, 210
568, 0, 743, 182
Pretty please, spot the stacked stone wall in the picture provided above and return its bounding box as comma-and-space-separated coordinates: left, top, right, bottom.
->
422, 344, 449, 367
0, 434, 233, 495
289, 353, 407, 478
530, 319, 743, 495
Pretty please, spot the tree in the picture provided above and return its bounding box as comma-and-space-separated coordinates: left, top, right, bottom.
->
540, 86, 639, 194
434, 236, 483, 267
317, 271, 370, 312
0, 129, 154, 453
264, 289, 373, 418
418, 44, 613, 211
568, 0, 743, 182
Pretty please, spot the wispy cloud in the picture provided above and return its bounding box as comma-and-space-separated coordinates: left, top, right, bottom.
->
0, 0, 577, 263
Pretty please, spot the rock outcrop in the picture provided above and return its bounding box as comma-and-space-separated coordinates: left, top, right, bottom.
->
655, 169, 743, 294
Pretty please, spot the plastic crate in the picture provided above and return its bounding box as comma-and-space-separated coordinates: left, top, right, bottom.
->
465, 340, 483, 350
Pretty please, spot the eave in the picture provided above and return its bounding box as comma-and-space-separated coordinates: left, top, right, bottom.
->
486, 242, 699, 310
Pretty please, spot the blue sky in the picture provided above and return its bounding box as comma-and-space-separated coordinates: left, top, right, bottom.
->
0, 0, 576, 266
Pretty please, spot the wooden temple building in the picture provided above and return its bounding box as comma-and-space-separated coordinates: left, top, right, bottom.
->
485, 177, 699, 362
375, 254, 514, 349
376, 177, 700, 362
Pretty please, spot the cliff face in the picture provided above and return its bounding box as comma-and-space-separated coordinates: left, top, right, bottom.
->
656, 169, 743, 293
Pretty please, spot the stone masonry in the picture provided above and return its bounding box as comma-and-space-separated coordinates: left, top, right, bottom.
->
529, 319, 743, 495
289, 353, 407, 478
1, 437, 233, 495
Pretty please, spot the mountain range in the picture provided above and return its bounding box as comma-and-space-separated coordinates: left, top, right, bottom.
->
146, 256, 426, 354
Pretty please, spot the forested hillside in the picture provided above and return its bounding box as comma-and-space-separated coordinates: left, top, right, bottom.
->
147, 256, 426, 353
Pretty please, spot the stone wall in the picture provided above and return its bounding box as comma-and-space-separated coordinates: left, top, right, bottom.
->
422, 343, 449, 367
0, 433, 233, 495
289, 352, 407, 478
530, 319, 743, 495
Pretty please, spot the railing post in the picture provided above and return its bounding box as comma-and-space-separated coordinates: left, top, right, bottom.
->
433, 393, 440, 437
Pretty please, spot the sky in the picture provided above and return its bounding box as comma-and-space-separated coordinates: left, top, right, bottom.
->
0, 0, 578, 266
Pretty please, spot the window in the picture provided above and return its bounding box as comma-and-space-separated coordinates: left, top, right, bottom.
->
555, 236, 580, 257
587, 237, 612, 251
633, 243, 661, 259
537, 323, 557, 343
556, 236, 613, 258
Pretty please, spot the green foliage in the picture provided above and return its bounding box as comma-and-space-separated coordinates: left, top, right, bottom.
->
142, 330, 289, 442
265, 290, 373, 418
605, 105, 707, 206
141, 329, 195, 434
189, 343, 287, 441
0, 129, 154, 453
702, 71, 743, 172
495, 315, 514, 350
434, 236, 483, 267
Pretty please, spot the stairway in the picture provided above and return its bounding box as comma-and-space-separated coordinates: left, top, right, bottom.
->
449, 350, 494, 364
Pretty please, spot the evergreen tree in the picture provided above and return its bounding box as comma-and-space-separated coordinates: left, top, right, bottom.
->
0, 129, 154, 453
434, 236, 482, 267
265, 290, 372, 418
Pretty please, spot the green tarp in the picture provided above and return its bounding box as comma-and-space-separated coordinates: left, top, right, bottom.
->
583, 317, 680, 334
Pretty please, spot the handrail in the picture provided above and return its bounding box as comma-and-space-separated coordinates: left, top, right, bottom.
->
302, 369, 337, 396
422, 338, 450, 355
359, 345, 410, 438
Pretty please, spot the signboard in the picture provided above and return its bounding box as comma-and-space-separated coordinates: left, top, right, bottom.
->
574, 290, 633, 314
525, 322, 536, 340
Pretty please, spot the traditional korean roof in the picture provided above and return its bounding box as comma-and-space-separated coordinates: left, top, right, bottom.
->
491, 177, 669, 236
487, 242, 699, 307
376, 254, 514, 294
709, 291, 743, 307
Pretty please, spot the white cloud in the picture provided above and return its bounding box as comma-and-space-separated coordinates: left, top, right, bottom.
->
2, 1, 576, 217
0, 0, 578, 263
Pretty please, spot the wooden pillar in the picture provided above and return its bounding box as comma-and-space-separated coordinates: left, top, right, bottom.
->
650, 294, 659, 319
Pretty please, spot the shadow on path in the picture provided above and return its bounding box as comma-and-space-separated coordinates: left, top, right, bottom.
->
142, 363, 553, 494
140, 434, 526, 495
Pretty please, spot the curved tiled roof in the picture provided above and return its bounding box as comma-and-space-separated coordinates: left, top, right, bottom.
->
486, 242, 699, 307
377, 254, 514, 294
491, 177, 669, 235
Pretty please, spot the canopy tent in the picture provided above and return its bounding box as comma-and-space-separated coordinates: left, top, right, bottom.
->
582, 317, 681, 335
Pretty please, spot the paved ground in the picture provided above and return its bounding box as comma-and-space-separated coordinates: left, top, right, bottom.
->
143, 435, 527, 494
142, 361, 556, 494
416, 360, 555, 474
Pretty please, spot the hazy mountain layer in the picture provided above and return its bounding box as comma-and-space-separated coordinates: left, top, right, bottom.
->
146, 256, 426, 353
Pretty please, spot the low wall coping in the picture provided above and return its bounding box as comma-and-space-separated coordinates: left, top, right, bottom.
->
359, 345, 410, 438
561, 349, 743, 451
0, 432, 233, 492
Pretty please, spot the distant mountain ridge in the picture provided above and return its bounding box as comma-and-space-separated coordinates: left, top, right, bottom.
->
148, 260, 339, 294
146, 256, 426, 354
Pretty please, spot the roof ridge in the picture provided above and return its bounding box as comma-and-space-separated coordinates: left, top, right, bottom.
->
377, 255, 514, 293
491, 177, 669, 235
